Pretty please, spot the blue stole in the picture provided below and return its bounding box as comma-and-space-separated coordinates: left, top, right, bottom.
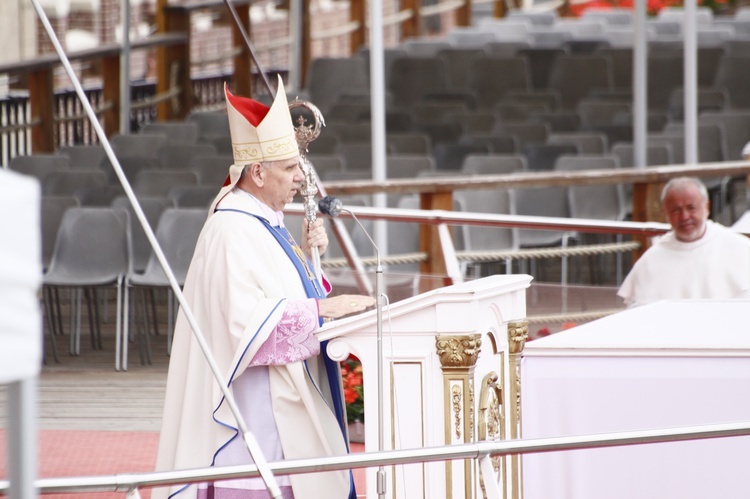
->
216, 208, 357, 499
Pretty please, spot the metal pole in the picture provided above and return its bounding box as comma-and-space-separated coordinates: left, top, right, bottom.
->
684, 0, 699, 164
369, 0, 388, 260
12, 420, 750, 495
120, 0, 131, 134
28, 1, 282, 496
7, 379, 36, 499
633, 0, 648, 169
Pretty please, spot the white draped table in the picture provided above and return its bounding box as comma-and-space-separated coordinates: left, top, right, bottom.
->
522, 300, 750, 499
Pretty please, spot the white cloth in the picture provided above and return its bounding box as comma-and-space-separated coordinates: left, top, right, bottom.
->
618, 221, 750, 306
153, 189, 350, 499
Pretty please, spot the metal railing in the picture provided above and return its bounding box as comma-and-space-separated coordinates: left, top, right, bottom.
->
2, 420, 749, 496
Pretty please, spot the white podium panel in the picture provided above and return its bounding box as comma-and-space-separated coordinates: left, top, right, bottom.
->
0, 169, 42, 382
522, 300, 750, 499
319, 274, 532, 499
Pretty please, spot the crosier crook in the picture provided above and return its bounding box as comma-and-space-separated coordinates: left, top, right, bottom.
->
289, 99, 326, 279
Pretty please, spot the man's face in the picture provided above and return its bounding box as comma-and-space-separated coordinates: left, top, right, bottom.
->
259, 157, 304, 211
663, 184, 709, 242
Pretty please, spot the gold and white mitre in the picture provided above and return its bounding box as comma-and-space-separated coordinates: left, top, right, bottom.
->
208, 76, 299, 214
225, 74, 298, 165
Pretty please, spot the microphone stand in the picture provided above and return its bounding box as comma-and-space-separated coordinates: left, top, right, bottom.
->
342, 209, 387, 499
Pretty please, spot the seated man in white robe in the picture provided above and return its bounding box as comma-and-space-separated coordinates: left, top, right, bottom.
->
618, 176, 750, 307
153, 77, 374, 499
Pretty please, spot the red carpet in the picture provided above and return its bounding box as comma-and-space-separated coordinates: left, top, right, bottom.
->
0, 430, 365, 498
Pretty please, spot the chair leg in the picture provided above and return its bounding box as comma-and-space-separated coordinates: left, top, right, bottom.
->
42, 292, 60, 364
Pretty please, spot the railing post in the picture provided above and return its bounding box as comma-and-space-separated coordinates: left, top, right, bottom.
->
631, 181, 664, 260
436, 334, 482, 499
28, 67, 55, 153
230, 1, 253, 98
157, 4, 191, 121
456, 0, 472, 26
419, 191, 453, 292
401, 0, 421, 39
101, 53, 121, 137
350, 0, 366, 54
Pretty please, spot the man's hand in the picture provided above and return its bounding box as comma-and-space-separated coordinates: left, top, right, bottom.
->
318, 294, 376, 319
301, 218, 328, 258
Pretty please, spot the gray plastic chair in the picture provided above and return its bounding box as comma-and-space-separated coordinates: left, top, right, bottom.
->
454, 188, 518, 277
59, 145, 108, 169
468, 56, 532, 107
304, 57, 370, 114
188, 154, 233, 186
168, 185, 218, 208
142, 122, 201, 144
133, 170, 199, 196
41, 196, 80, 272
42, 170, 109, 201
43, 207, 131, 370
128, 208, 207, 362
111, 133, 168, 159
111, 195, 175, 273
387, 57, 449, 108
547, 132, 608, 154
461, 154, 527, 175
158, 143, 218, 170
387, 155, 435, 179
9, 154, 71, 183
547, 55, 613, 110
387, 132, 432, 155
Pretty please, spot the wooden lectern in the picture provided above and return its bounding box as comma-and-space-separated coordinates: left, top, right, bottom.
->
318, 274, 532, 499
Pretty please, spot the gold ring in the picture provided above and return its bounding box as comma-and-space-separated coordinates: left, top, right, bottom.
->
350, 301, 358, 308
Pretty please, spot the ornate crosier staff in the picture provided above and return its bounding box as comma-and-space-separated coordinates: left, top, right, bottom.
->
220, 0, 373, 294
289, 100, 325, 279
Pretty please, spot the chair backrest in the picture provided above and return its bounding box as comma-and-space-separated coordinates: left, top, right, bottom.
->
111, 133, 167, 159
577, 99, 632, 127
305, 57, 369, 114
437, 48, 488, 89
387, 57, 449, 108
468, 56, 531, 108
494, 122, 550, 148
387, 132, 432, 155
433, 143, 490, 171
141, 122, 201, 144
386, 155, 435, 179
187, 111, 231, 142
713, 56, 750, 110
111, 195, 175, 273
41, 195, 80, 271
521, 143, 579, 171
512, 184, 571, 247
42, 170, 109, 199
168, 185, 219, 208
307, 154, 346, 178
45, 207, 131, 283
547, 132, 608, 154
188, 154, 233, 186
460, 133, 519, 154
133, 170, 199, 196
555, 153, 625, 220
137, 208, 207, 285
547, 55, 613, 110
402, 39, 452, 57
516, 47, 568, 89
9, 154, 71, 182
700, 111, 750, 160
611, 142, 673, 167
461, 154, 527, 175
58, 145, 108, 169
454, 189, 517, 251
159, 143, 218, 170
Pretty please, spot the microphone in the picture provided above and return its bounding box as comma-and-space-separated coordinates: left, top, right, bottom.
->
317, 195, 387, 474
318, 195, 343, 217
